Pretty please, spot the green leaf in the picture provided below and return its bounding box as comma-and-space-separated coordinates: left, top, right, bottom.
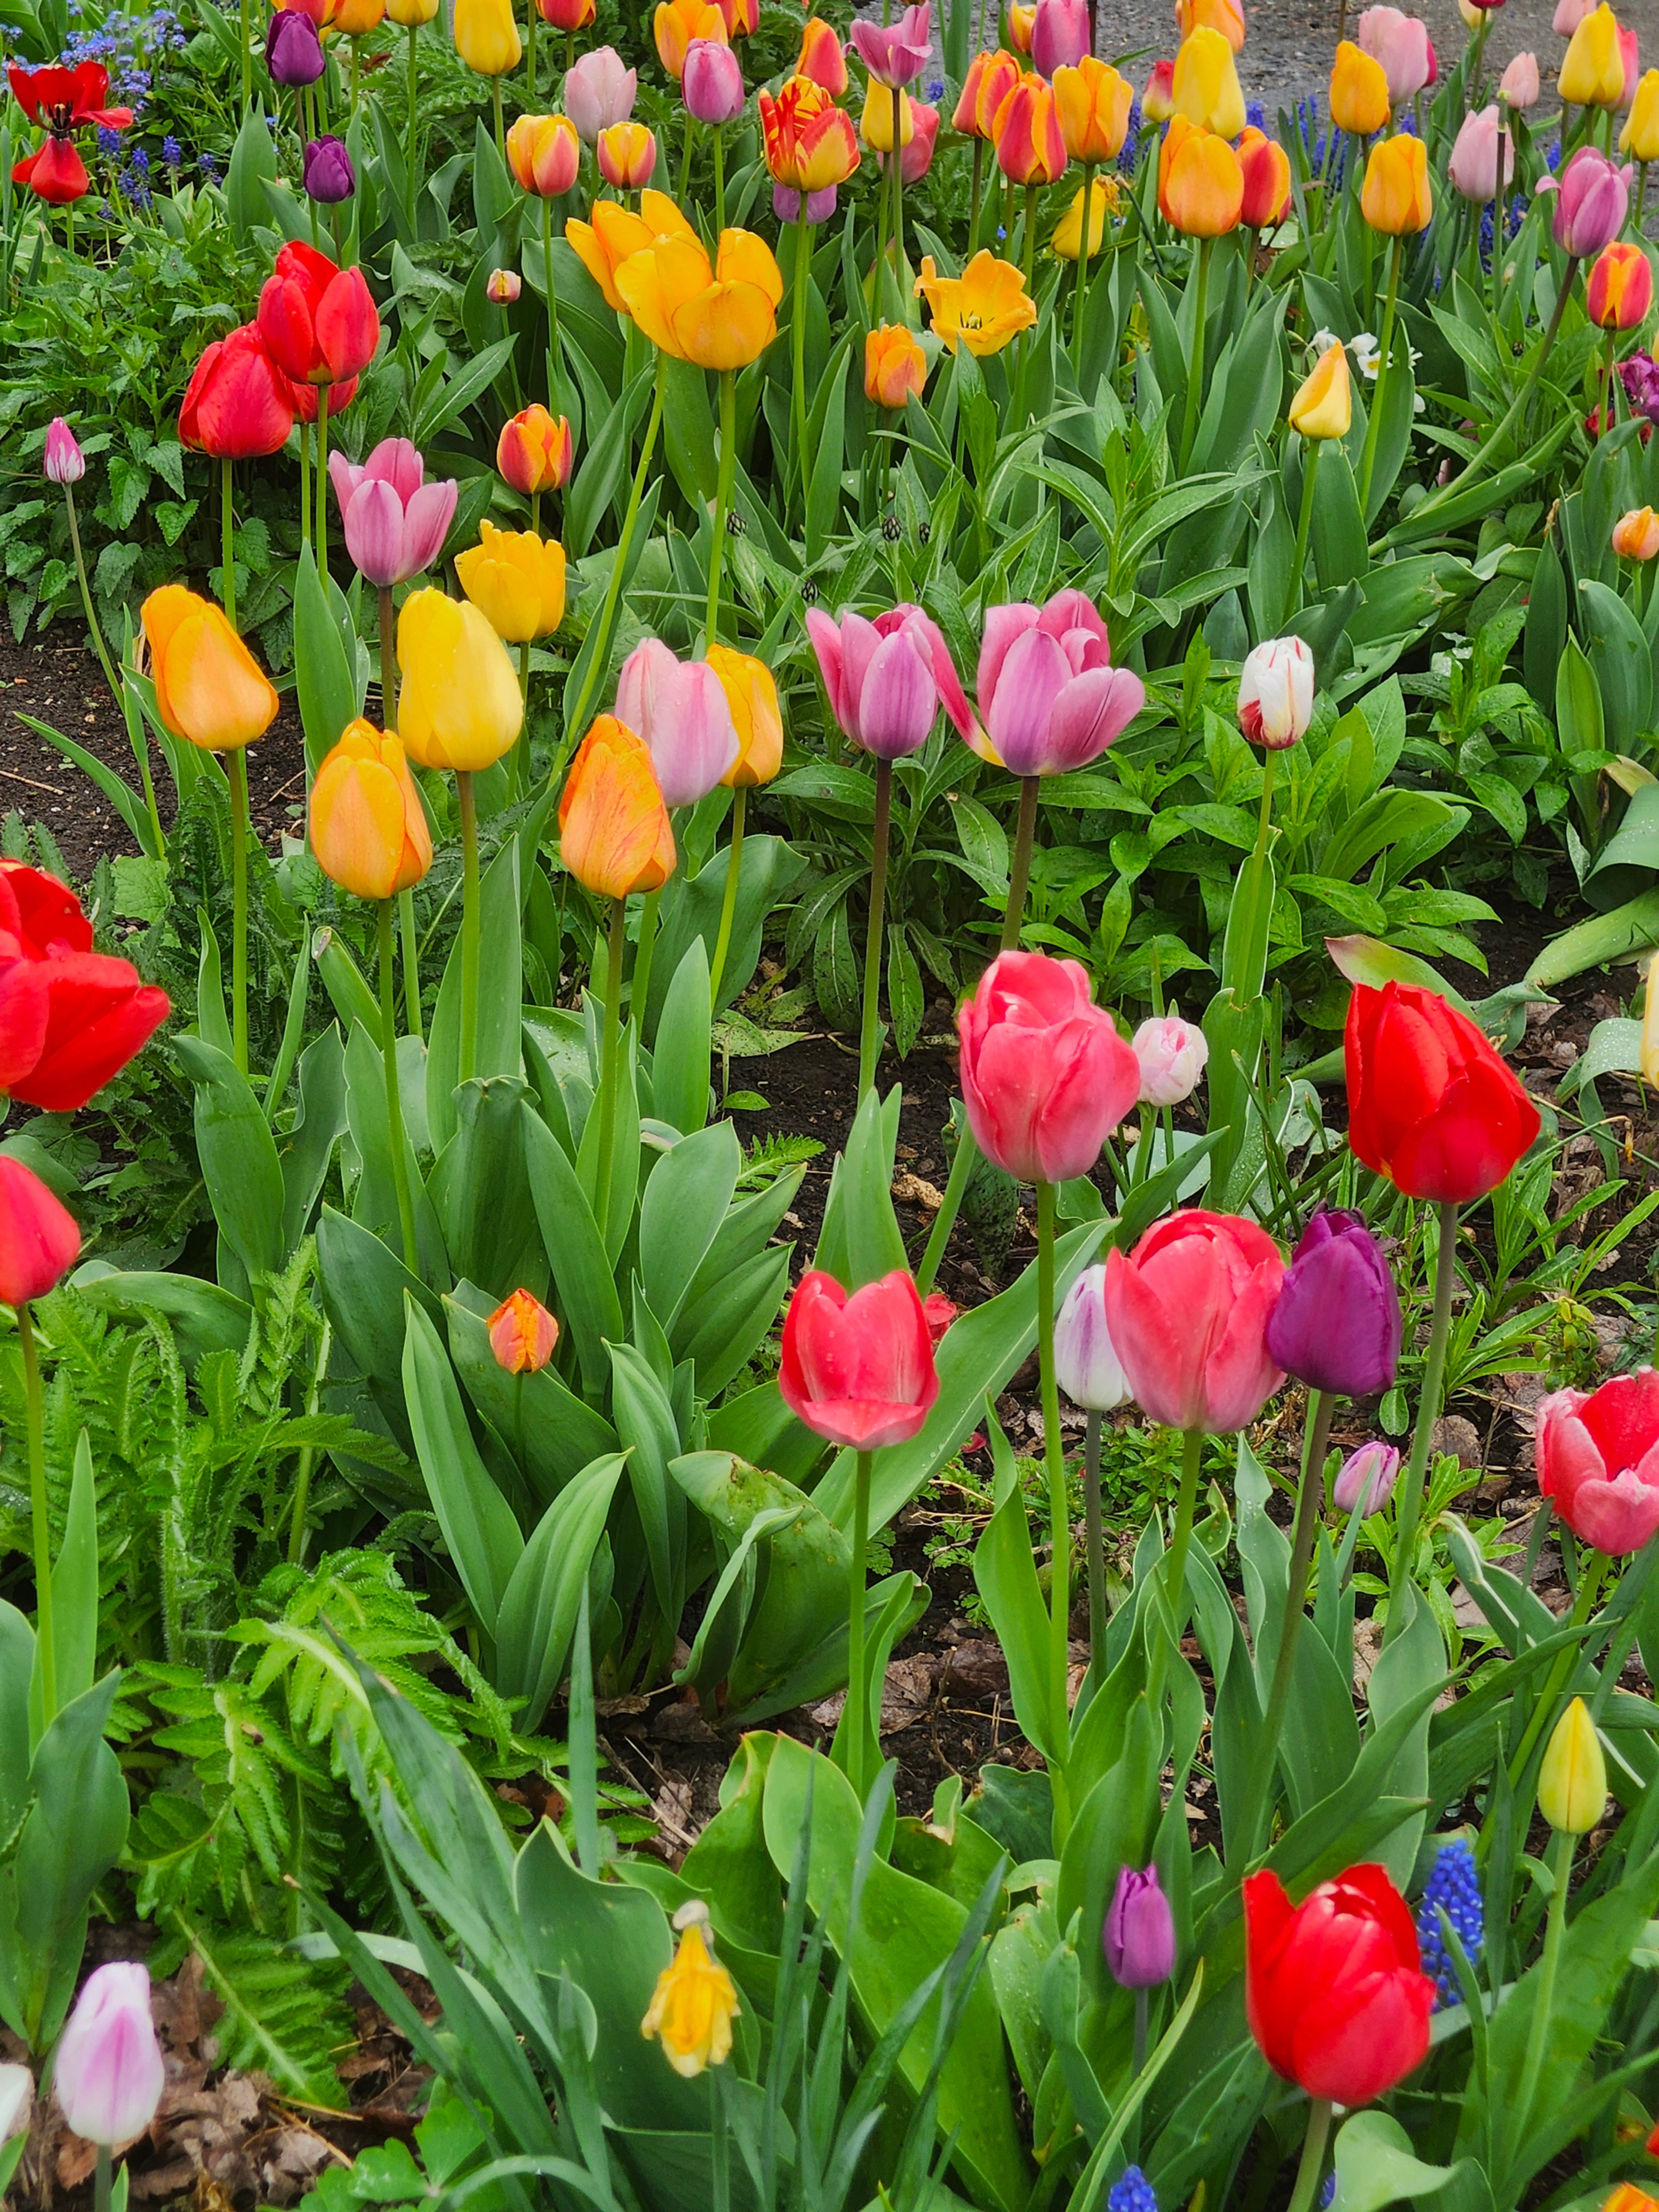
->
292, 545, 360, 777
523, 1113, 623, 1399
639, 1119, 740, 1330
173, 1035, 286, 1282
1330, 2111, 1462, 2212
494, 1454, 626, 1730
226, 100, 280, 240
400, 1295, 523, 1639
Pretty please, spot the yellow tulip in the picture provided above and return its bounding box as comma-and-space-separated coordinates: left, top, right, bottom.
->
654, 0, 725, 76
566, 191, 696, 312
1157, 113, 1243, 235
1288, 340, 1352, 439
140, 584, 279, 753
559, 715, 677, 897
641, 1907, 740, 2078
386, 0, 439, 25
395, 589, 524, 771
707, 644, 783, 786
1052, 55, 1133, 162
614, 227, 782, 369
1360, 131, 1432, 235
456, 522, 567, 644
914, 248, 1036, 355
454, 0, 521, 73
309, 719, 433, 901
1328, 38, 1390, 134
859, 79, 914, 152
1621, 67, 1659, 156
1538, 1697, 1607, 1835
1050, 174, 1118, 259
1560, 3, 1624, 107
1170, 25, 1245, 139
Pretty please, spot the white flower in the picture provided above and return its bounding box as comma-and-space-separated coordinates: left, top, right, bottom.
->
1238, 636, 1315, 750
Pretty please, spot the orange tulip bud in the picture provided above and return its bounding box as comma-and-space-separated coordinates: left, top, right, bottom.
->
506, 111, 580, 194
1052, 55, 1132, 160
309, 719, 433, 901
706, 644, 784, 786
1586, 238, 1653, 328
1615, 505, 1659, 559
497, 404, 573, 493
1329, 38, 1390, 133
559, 716, 677, 898
956, 46, 1020, 135
654, 0, 725, 77
1237, 124, 1291, 225
1157, 113, 1243, 235
864, 321, 928, 407
1360, 130, 1433, 234
760, 73, 862, 188
796, 12, 847, 89
992, 68, 1068, 183
488, 1287, 559, 1372
140, 585, 280, 753
598, 117, 658, 186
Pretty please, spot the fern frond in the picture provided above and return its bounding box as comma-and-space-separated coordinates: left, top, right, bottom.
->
171, 1911, 353, 2108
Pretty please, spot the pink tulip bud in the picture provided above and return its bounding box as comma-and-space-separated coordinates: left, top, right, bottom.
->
615, 637, 740, 804
1238, 636, 1314, 749
1542, 143, 1632, 257
848, 0, 931, 85
1104, 1208, 1287, 1434
0, 1156, 79, 1306
43, 417, 85, 486
1132, 1012, 1208, 1104
487, 267, 522, 302
329, 437, 458, 588
1054, 1263, 1131, 1410
53, 1963, 165, 2148
1104, 1864, 1176, 1987
1500, 50, 1540, 103
682, 35, 744, 120
1332, 1439, 1402, 1515
1031, 0, 1090, 74
565, 45, 637, 141
1448, 105, 1515, 199
1618, 25, 1640, 105
1553, 0, 1593, 37
1357, 3, 1433, 103
806, 602, 973, 760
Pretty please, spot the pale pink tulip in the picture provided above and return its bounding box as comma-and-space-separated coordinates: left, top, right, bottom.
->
615, 637, 740, 804
54, 1964, 165, 2148
565, 45, 637, 141
329, 438, 458, 587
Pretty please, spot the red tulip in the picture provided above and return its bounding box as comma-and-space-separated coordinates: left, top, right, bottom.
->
957, 949, 1140, 1185
178, 324, 296, 459
13, 136, 90, 202
779, 1268, 939, 1450
1103, 1209, 1285, 1433
1244, 1865, 1434, 2106
256, 241, 381, 387
288, 374, 359, 422
0, 1156, 80, 1306
8, 60, 132, 204
1344, 979, 1540, 1203
0, 864, 170, 1111
1536, 1369, 1659, 1555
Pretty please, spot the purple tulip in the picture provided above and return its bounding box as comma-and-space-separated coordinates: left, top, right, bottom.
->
1264, 1207, 1402, 1398
973, 590, 1144, 776
1054, 1263, 1130, 1411
43, 417, 84, 486
565, 45, 637, 142
53, 1963, 165, 2147
848, 0, 931, 86
682, 36, 744, 121
265, 7, 326, 84
805, 603, 973, 761
616, 637, 739, 805
329, 438, 458, 587
1623, 349, 1659, 422
1031, 0, 1089, 76
773, 181, 839, 222
1104, 1865, 1176, 1989
303, 134, 355, 203
1540, 145, 1632, 257
1332, 1440, 1402, 1516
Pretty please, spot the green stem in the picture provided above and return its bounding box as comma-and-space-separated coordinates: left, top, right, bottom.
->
1285, 436, 1321, 625
563, 356, 665, 743
893, 89, 906, 279
240, 0, 251, 108
1071, 162, 1095, 372
969, 136, 984, 251
64, 485, 121, 707
1388, 1197, 1459, 1640
1357, 232, 1403, 513
94, 2144, 112, 2212
316, 382, 330, 578
493, 74, 505, 162
1002, 774, 1040, 949
1037, 1179, 1070, 1751
299, 416, 311, 549
221, 454, 237, 631
1164, 1426, 1205, 1625
792, 210, 813, 510
1506, 1560, 1603, 1793
1514, 1828, 1574, 2150
379, 898, 418, 1270
857, 758, 893, 1097
457, 769, 480, 1084
1177, 235, 1213, 471
705, 367, 736, 649
1284, 2099, 1333, 2212
1241, 1388, 1334, 1862
632, 884, 661, 1033
407, 22, 420, 226
398, 888, 423, 1040
712, 119, 725, 233
707, 784, 746, 1003
846, 1447, 874, 1798
917, 1115, 974, 1295
525, 0, 536, 110
1082, 1407, 1106, 1677
229, 746, 250, 1075
287, 1315, 330, 1565
542, 193, 561, 411
1254, 743, 1276, 857
678, 108, 694, 197
18, 1303, 54, 1728
594, 895, 626, 1239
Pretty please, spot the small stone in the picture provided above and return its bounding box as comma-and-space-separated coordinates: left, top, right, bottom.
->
1431, 1415, 1483, 1469
943, 1639, 1010, 1698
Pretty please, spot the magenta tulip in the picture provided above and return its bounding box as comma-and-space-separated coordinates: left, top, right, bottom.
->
616, 637, 739, 805
972, 589, 1144, 776
957, 949, 1140, 1185
43, 418, 84, 485
1032, 0, 1090, 75
1105, 1865, 1176, 1988
329, 438, 458, 587
53, 1963, 165, 2147
1541, 145, 1631, 255
1265, 1207, 1401, 1398
1332, 1440, 1401, 1515
1103, 1209, 1287, 1434
1536, 1370, 1659, 1555
806, 603, 973, 760
303, 134, 355, 202
265, 7, 325, 83
682, 36, 744, 120
848, 0, 931, 84
780, 1267, 939, 1449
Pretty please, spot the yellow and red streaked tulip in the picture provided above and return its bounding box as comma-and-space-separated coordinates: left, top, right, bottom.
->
559, 715, 677, 896
506, 111, 580, 194
1176, 0, 1245, 53
1615, 505, 1659, 558
914, 248, 1036, 353
1587, 238, 1653, 327
760, 73, 863, 189
706, 644, 784, 786
454, 0, 521, 74
953, 45, 1020, 134
1157, 113, 1243, 234
140, 585, 280, 752
1237, 124, 1291, 225
653, 0, 725, 76
309, 719, 433, 901
395, 588, 524, 772
1360, 130, 1433, 234
1171, 24, 1245, 135
795, 13, 846, 89
497, 405, 573, 494
456, 521, 567, 643
1050, 171, 1117, 257
859, 79, 914, 152
864, 321, 928, 406
613, 226, 783, 368
992, 68, 1068, 182
1052, 54, 1132, 160
566, 190, 696, 308
1288, 340, 1352, 438
1141, 56, 1176, 117
1329, 37, 1390, 132
488, 1288, 559, 1371
598, 118, 659, 186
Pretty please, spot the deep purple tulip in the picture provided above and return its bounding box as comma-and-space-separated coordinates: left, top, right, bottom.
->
329, 438, 458, 587
266, 8, 326, 84
1621, 349, 1659, 423
303, 135, 356, 203
1105, 1865, 1176, 1989
1264, 1207, 1402, 1398
1031, 0, 1089, 76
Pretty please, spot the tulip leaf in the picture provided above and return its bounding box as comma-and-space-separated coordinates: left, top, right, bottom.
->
493, 1452, 626, 1732
427, 838, 523, 1154
606, 1339, 685, 1624
523, 1111, 623, 1400
565, 362, 654, 562
446, 1289, 617, 1510
639, 1118, 740, 1331
226, 98, 280, 242
805, 347, 851, 565
174, 1034, 286, 1285
973, 1405, 1065, 1769
428, 1076, 546, 1304
651, 937, 712, 1135
410, 333, 518, 451
316, 1203, 445, 1451
401, 1292, 523, 1641
1329, 2112, 1462, 2212
293, 543, 359, 778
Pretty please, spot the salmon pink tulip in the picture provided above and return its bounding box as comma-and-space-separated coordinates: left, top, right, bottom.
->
1103, 1209, 1286, 1433
779, 1267, 939, 1449
957, 949, 1140, 1185
1536, 1371, 1659, 1554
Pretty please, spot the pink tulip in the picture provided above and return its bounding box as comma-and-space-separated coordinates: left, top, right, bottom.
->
329, 438, 457, 588
1541, 144, 1632, 255
1553, 0, 1592, 33
615, 637, 739, 804
43, 417, 84, 485
1536, 1370, 1659, 1555
1031, 0, 1090, 75
805, 603, 973, 760
53, 1963, 165, 2148
1103, 1208, 1287, 1433
1357, 4, 1433, 102
1500, 50, 1540, 104
1448, 105, 1515, 199
565, 46, 637, 142
1332, 1439, 1401, 1515
1618, 25, 1640, 104
972, 588, 1145, 776
957, 949, 1141, 1185
780, 1267, 939, 1449
683, 36, 744, 121
879, 97, 939, 181
1131, 1011, 1208, 1104
848, 0, 931, 85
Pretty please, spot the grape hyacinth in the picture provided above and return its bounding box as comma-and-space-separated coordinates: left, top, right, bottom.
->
1416, 1837, 1483, 2010
1118, 96, 1143, 172
1107, 2170, 1157, 2212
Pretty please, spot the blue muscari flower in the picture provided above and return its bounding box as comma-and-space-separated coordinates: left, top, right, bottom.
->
1118, 95, 1142, 173
96, 124, 122, 156
926, 76, 943, 100
1319, 2177, 1336, 2210
1416, 1838, 1483, 2011
1545, 137, 1561, 169
162, 133, 181, 166
996, 223, 1006, 238
1246, 98, 1265, 130
129, 144, 149, 170
98, 197, 114, 218
198, 149, 218, 176
1108, 2171, 1157, 2212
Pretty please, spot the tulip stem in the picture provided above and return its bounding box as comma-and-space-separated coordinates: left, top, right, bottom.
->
1003, 774, 1040, 949
892, 89, 906, 287
379, 899, 419, 1271
493, 76, 505, 162
229, 747, 251, 1075
17, 1301, 55, 1729
525, 0, 537, 112
1083, 1407, 1106, 1685
240, 0, 251, 111
708, 784, 746, 1005
1072, 162, 1096, 374
1240, 1387, 1334, 1866
407, 24, 420, 227
1164, 1425, 1205, 1628
632, 885, 661, 1034
1254, 744, 1277, 858
61, 483, 122, 712
1132, 1987, 1149, 2076
1514, 1827, 1574, 2158
1176, 234, 1213, 473
845, 1447, 875, 1799
1504, 1557, 1602, 1799
858, 757, 893, 1097
316, 383, 331, 578
563, 355, 665, 744
594, 894, 626, 1239
1388, 1196, 1458, 1643
1036, 1178, 1076, 1836
95, 2144, 112, 2212
705, 367, 736, 651
792, 210, 813, 514
542, 194, 562, 410
917, 1111, 974, 1294
457, 768, 480, 1085
1284, 2098, 1332, 2212
299, 418, 311, 549
1357, 232, 1403, 514
969, 137, 984, 252
1285, 437, 1321, 626
712, 120, 725, 235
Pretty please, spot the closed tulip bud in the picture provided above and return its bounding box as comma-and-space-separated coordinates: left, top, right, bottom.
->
335, 0, 386, 33
1539, 1698, 1607, 1833
1142, 55, 1176, 117
487, 266, 521, 302
861, 79, 915, 152
396, 588, 524, 771
387, 0, 440, 24
497, 404, 574, 495
330, 438, 458, 587
1329, 38, 1390, 130
267, 6, 327, 79
1362, 131, 1433, 232
1560, 2, 1623, 102
781, 1267, 939, 1447
1237, 126, 1290, 224
303, 133, 355, 201
959, 950, 1141, 1184
141, 585, 279, 752
53, 1964, 164, 2148
598, 118, 659, 186
1052, 54, 1131, 159
642, 1904, 740, 2079
1500, 49, 1540, 102
706, 643, 783, 786
0, 2065, 32, 2145
915, 247, 1038, 351
956, 46, 1021, 134
796, 14, 847, 90
1615, 504, 1659, 557
1357, 3, 1433, 101
1555, 0, 1593, 30
1239, 635, 1314, 746
456, 521, 566, 643
507, 111, 580, 194
1054, 1263, 1131, 1409
565, 45, 636, 140
454, 0, 522, 73
559, 714, 677, 897
773, 181, 839, 220
1008, 1, 1035, 50
1177, 0, 1245, 50
487, 1287, 558, 1372
808, 601, 972, 756
1624, 66, 1659, 149
537, 0, 594, 25
865, 321, 928, 406
1049, 173, 1117, 257
616, 636, 739, 802
43, 417, 85, 485
1265, 1207, 1402, 1396
683, 36, 744, 120
178, 323, 295, 460
655, 0, 726, 77
614, 225, 782, 368
1031, 0, 1090, 77
1289, 340, 1352, 438
1105, 1865, 1176, 1987
1587, 238, 1653, 327
1157, 113, 1244, 233
0, 1155, 79, 1305
1171, 24, 1246, 134
1449, 105, 1514, 199
1545, 143, 1632, 254
1332, 1439, 1401, 1514
1106, 1208, 1286, 1433
309, 720, 433, 899
1132, 1011, 1208, 1103
1618, 25, 1640, 106
1245, 1868, 1433, 2106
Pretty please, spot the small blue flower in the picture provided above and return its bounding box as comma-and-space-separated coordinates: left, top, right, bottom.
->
1246, 98, 1265, 130
162, 133, 181, 166
926, 76, 944, 101
1319, 2176, 1337, 2210
1107, 2170, 1157, 2212
129, 144, 149, 170
996, 223, 1006, 238
96, 124, 123, 156
1416, 1838, 1483, 2011
198, 150, 218, 176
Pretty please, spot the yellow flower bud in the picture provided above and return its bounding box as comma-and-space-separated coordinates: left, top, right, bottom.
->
641, 1905, 740, 2077
1288, 340, 1352, 440
395, 589, 524, 772
1538, 1696, 1607, 1835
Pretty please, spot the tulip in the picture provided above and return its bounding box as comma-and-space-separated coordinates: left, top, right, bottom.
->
0, 2066, 31, 2144
615, 637, 740, 803
1361, 131, 1433, 232
598, 118, 659, 186
1357, 4, 1433, 102
258, 242, 380, 387
1132, 1012, 1208, 1103
1031, 0, 1090, 77
267, 6, 326, 79
329, 438, 458, 587
388, 0, 440, 21
958, 950, 1140, 1185
1535, 1370, 1659, 1553
849, 1, 931, 85
288, 374, 359, 425
779, 1266, 940, 1449
806, 602, 972, 759
140, 585, 279, 753
334, 0, 386, 32
879, 97, 939, 182
1171, 24, 1245, 135
1618, 26, 1640, 107
1555, 0, 1594, 29
43, 418, 84, 485
8, 60, 132, 203
1104, 1209, 1285, 1434
302, 134, 355, 201
1329, 38, 1390, 131
457, 522, 566, 644
992, 68, 1068, 181
707, 644, 782, 785
1615, 504, 1659, 557
614, 226, 782, 369
1587, 238, 1653, 326
1142, 56, 1176, 117
683, 37, 744, 121
1244, 1866, 1433, 2106
866, 322, 927, 406
1544, 144, 1631, 254
497, 404, 574, 496
567, 190, 695, 309
506, 111, 580, 193
178, 324, 295, 459
487, 267, 521, 302
916, 248, 1037, 352
1560, 2, 1624, 103
1158, 114, 1244, 234
1500, 49, 1541, 103
1289, 341, 1352, 438
1449, 104, 1513, 199
1238, 126, 1291, 225
1344, 980, 1540, 1202
956, 47, 1022, 135
1009, 2, 1035, 50
309, 720, 433, 900
537, 0, 593, 24
1104, 1865, 1176, 1987
1238, 636, 1314, 748
396, 589, 524, 772
654, 0, 725, 77
1623, 66, 1659, 150
642, 1904, 740, 2079
53, 1963, 165, 2147
0, 1155, 79, 1304
564, 46, 636, 140
1050, 175, 1117, 257
1052, 55, 1132, 159
1332, 1439, 1402, 1514
773, 182, 840, 221
760, 73, 863, 190
971, 590, 1145, 776
1177, 0, 1245, 48
488, 1287, 558, 1372
559, 714, 677, 896
1538, 1698, 1608, 1832
859, 79, 915, 152
0, 865, 170, 1112
454, 0, 522, 73
797, 15, 848, 91
718, 0, 756, 31
1054, 1263, 1131, 1409
1265, 1208, 1402, 1397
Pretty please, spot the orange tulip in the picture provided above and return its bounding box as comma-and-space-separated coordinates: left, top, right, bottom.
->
1008, 1, 1035, 50
1176, 0, 1245, 53
1157, 113, 1243, 234
1171, 24, 1245, 136
955, 46, 1020, 135
614, 226, 782, 368
992, 68, 1067, 182
653, 0, 725, 75
1052, 55, 1132, 161
1360, 131, 1432, 234
1237, 125, 1291, 225
1615, 505, 1659, 559
1586, 238, 1653, 328
559, 716, 677, 897
333, 0, 385, 32
915, 248, 1036, 353
760, 74, 862, 188
796, 15, 847, 92
1329, 39, 1389, 134
140, 585, 280, 753
566, 190, 696, 310
488, 1287, 559, 1372
506, 112, 580, 195
706, 644, 783, 786
309, 719, 433, 901
497, 404, 573, 494
598, 119, 658, 187
865, 321, 927, 407
718, 0, 756, 32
